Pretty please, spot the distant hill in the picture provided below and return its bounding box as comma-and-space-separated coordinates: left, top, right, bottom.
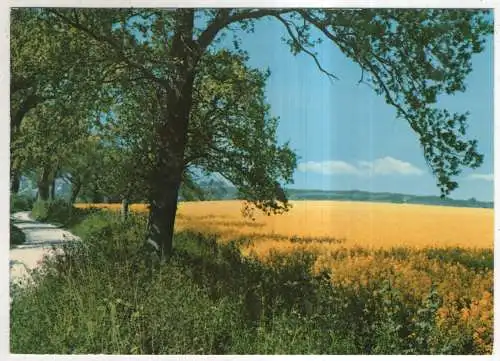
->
284, 189, 493, 209
192, 185, 493, 209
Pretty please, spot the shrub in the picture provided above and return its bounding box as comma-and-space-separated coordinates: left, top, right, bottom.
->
31, 199, 99, 229
31, 200, 49, 221
71, 211, 126, 240
10, 194, 34, 213
10, 222, 25, 248
32, 199, 72, 223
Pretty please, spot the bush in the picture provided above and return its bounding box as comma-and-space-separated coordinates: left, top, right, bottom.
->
32, 199, 72, 223
72, 211, 146, 242
31, 199, 99, 229
10, 222, 25, 248
31, 200, 50, 221
10, 194, 34, 213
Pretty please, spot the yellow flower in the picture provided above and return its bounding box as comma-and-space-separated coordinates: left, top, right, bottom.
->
460, 308, 471, 322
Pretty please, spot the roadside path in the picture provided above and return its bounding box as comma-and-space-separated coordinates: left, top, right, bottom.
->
10, 211, 80, 283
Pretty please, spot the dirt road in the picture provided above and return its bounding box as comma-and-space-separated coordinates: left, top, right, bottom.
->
10, 212, 80, 283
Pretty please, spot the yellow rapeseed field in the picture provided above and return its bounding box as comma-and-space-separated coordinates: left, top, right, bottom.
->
174, 200, 493, 249
75, 200, 493, 251
75, 200, 494, 353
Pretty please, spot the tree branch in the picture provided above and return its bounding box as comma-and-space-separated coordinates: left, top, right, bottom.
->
295, 9, 421, 133
363, 60, 421, 134
196, 9, 231, 51
48, 9, 170, 89
11, 92, 46, 131
197, 9, 292, 52
274, 14, 339, 81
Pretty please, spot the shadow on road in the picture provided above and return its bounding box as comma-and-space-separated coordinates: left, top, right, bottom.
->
13, 239, 74, 250
10, 212, 81, 284
9, 219, 37, 224
13, 224, 59, 230
11, 220, 79, 251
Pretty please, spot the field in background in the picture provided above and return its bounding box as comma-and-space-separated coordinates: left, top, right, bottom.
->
75, 200, 494, 353
76, 200, 493, 250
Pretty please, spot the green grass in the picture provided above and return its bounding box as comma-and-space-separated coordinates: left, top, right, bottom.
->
10, 210, 484, 354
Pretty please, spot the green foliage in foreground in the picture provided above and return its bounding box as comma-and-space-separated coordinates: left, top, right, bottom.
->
10, 222, 26, 248
10, 211, 488, 355
10, 194, 34, 213
31, 199, 99, 229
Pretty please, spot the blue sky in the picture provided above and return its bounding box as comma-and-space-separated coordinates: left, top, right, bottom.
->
227, 17, 494, 202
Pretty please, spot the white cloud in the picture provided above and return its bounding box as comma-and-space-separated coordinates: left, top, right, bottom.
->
297, 160, 360, 175
358, 156, 425, 176
297, 156, 424, 177
467, 173, 494, 182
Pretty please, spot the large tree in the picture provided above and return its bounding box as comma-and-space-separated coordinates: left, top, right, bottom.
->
13, 8, 492, 258
102, 48, 296, 205
96, 48, 295, 217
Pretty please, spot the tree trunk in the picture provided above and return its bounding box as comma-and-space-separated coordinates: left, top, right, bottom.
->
37, 168, 50, 201
147, 9, 197, 260
50, 177, 56, 200
12, 92, 43, 132
90, 179, 103, 203
121, 198, 129, 221
38, 184, 50, 201
70, 179, 82, 204
11, 168, 20, 194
